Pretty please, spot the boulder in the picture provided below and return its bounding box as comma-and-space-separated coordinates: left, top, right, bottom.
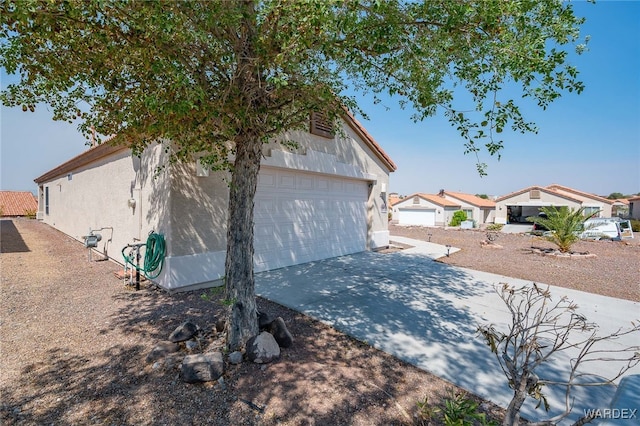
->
181, 352, 224, 383
169, 321, 199, 342
228, 351, 243, 365
246, 332, 280, 364
257, 311, 272, 330
145, 341, 180, 363
268, 317, 293, 348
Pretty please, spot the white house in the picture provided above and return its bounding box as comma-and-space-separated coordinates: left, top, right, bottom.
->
441, 190, 495, 225
392, 193, 461, 227
34, 112, 396, 292
494, 184, 615, 224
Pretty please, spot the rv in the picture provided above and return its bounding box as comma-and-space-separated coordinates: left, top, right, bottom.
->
580, 218, 634, 240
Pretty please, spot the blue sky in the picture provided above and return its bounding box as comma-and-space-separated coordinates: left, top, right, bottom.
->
1, 1, 639, 197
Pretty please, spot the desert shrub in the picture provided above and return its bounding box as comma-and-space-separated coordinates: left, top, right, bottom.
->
486, 223, 503, 231
631, 219, 640, 232
24, 208, 37, 219
416, 391, 496, 426
449, 210, 468, 227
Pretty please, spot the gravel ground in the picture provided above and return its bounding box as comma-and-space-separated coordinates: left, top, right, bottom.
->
2, 219, 636, 425
1, 219, 505, 426
389, 224, 640, 302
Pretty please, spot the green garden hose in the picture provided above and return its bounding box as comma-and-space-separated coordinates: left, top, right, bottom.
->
122, 232, 166, 279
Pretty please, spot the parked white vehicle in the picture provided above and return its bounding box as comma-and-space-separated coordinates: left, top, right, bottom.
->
580, 218, 634, 240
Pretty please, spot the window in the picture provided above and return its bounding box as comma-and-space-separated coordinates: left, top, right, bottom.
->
583, 206, 600, 218
310, 112, 334, 139
463, 209, 473, 219
45, 186, 49, 215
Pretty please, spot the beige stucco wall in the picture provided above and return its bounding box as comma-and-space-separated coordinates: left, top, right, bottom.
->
37, 144, 169, 266
629, 199, 640, 220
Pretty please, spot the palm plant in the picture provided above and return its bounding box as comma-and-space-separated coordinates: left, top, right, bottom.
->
527, 206, 590, 253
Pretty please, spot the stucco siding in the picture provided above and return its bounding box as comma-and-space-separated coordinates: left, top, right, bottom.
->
36, 144, 169, 265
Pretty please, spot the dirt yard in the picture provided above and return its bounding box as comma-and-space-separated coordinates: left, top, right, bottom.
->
1, 219, 637, 425
389, 224, 640, 302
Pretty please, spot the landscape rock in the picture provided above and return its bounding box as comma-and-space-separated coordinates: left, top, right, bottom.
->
268, 317, 293, 348
257, 311, 272, 330
228, 351, 243, 365
185, 340, 199, 351
181, 352, 224, 383
246, 332, 280, 364
145, 341, 180, 363
215, 318, 226, 333
169, 321, 199, 342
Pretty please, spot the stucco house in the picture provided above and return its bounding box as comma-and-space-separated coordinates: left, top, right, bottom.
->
34, 112, 396, 292
0, 191, 38, 217
628, 196, 640, 220
494, 184, 614, 224
440, 191, 495, 225
392, 193, 461, 227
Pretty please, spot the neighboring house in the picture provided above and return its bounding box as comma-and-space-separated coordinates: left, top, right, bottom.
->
628, 196, 640, 220
392, 193, 461, 227
495, 184, 615, 224
611, 199, 629, 218
0, 191, 37, 217
441, 190, 496, 225
34, 111, 396, 292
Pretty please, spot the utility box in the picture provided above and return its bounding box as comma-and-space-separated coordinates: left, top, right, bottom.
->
461, 220, 474, 229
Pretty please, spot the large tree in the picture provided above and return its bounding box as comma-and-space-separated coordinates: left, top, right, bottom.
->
1, 0, 588, 350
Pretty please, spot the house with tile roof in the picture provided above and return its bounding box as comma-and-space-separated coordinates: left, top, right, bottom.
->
0, 191, 38, 217
391, 193, 462, 227
33, 111, 395, 292
441, 190, 496, 225
494, 184, 615, 224
628, 196, 640, 220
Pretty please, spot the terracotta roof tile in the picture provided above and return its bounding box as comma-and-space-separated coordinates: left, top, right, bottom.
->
395, 193, 461, 208
0, 191, 38, 216
444, 191, 495, 208
546, 184, 614, 205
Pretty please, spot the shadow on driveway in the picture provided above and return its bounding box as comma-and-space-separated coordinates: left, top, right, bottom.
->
256, 250, 631, 424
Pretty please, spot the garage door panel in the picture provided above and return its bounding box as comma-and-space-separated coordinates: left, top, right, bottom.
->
254, 168, 368, 272
398, 208, 436, 226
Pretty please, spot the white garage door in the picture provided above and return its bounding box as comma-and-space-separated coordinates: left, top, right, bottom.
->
253, 167, 368, 272
398, 208, 436, 226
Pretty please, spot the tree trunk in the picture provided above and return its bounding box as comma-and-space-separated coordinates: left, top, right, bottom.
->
503, 379, 529, 426
224, 133, 262, 351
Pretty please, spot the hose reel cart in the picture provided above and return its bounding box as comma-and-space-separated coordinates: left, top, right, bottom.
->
122, 232, 166, 290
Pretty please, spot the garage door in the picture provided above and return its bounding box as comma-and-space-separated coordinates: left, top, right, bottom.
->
398, 208, 436, 226
253, 167, 369, 272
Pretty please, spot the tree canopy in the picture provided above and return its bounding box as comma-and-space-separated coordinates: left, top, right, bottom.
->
1, 0, 589, 349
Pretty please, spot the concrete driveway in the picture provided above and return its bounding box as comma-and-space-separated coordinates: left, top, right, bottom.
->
255, 237, 639, 424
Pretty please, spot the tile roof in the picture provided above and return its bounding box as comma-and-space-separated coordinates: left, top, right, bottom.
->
546, 184, 614, 205
34, 111, 397, 184
495, 185, 582, 203
395, 193, 461, 208
0, 191, 38, 216
444, 191, 495, 208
